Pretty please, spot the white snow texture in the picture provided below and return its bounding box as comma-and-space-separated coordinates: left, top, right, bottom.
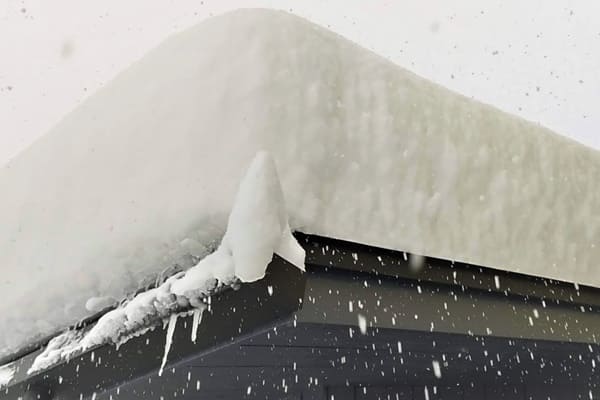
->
0, 362, 15, 388
28, 151, 304, 374
2, 9, 600, 358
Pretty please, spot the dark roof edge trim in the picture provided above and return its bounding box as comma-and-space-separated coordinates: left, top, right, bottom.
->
296, 232, 600, 308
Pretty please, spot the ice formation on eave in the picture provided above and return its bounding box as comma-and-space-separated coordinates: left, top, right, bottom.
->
2, 8, 600, 359
28, 152, 305, 374
0, 362, 15, 388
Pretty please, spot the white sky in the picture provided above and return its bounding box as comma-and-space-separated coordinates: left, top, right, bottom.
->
1, 0, 599, 165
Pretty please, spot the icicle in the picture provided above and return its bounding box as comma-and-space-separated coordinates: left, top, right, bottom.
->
158, 314, 178, 376
191, 308, 204, 343
0, 362, 16, 388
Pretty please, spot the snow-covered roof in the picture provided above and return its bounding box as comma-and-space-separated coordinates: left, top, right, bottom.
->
1, 8, 600, 359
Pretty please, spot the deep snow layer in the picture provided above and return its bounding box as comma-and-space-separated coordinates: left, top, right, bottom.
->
2, 9, 600, 358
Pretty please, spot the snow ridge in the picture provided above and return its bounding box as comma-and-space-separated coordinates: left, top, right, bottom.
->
27, 152, 305, 375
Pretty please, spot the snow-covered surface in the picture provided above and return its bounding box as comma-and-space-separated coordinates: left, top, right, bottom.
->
2, 9, 600, 359
85, 296, 118, 313
28, 152, 304, 374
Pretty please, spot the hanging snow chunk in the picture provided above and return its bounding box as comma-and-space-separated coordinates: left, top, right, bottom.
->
28, 151, 305, 375
172, 150, 305, 289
